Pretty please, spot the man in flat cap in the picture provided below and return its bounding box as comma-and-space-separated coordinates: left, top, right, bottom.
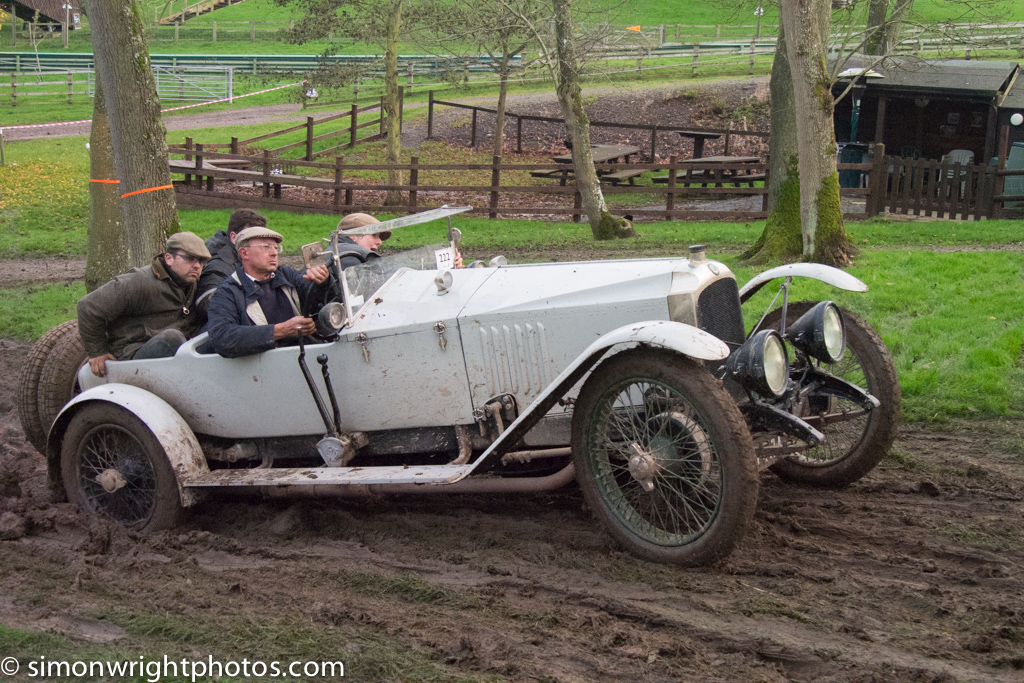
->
195, 208, 267, 315
206, 226, 331, 358
77, 232, 212, 377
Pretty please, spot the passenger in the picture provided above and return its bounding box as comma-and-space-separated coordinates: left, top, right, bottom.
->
206, 226, 331, 358
195, 208, 267, 314
77, 232, 211, 377
334, 213, 390, 268
335, 213, 463, 268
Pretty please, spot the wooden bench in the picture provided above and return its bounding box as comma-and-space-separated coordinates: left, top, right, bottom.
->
652, 171, 765, 187
531, 168, 574, 186
600, 169, 645, 186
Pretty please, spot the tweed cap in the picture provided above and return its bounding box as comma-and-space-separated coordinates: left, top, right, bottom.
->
337, 213, 390, 241
235, 226, 284, 248
165, 232, 212, 259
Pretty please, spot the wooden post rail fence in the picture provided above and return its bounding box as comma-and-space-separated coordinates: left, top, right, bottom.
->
162, 148, 883, 221
426, 92, 768, 160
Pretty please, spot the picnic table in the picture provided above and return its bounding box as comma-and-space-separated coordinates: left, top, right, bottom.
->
533, 144, 643, 186
675, 130, 723, 159
653, 155, 763, 187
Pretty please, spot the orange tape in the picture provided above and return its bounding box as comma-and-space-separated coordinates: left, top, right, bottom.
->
120, 184, 174, 199
89, 179, 120, 183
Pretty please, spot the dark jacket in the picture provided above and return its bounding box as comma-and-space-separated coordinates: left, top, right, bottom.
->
77, 255, 201, 360
206, 265, 327, 358
196, 229, 237, 315
336, 235, 381, 269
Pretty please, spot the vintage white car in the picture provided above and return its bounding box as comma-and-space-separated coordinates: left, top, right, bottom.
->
19, 207, 899, 566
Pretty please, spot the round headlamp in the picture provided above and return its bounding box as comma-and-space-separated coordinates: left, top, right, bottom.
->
317, 302, 347, 335
787, 301, 846, 363
726, 329, 789, 398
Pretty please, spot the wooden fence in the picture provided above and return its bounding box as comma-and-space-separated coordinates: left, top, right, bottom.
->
166, 146, 880, 222
426, 91, 769, 159
177, 100, 386, 161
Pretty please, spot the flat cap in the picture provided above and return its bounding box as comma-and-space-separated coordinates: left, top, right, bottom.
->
337, 213, 390, 240
235, 226, 284, 248
165, 232, 212, 259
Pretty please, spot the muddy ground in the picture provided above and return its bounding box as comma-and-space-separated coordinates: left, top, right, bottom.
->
2, 337, 1023, 682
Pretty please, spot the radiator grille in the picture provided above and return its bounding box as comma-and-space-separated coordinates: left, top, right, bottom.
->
696, 278, 745, 347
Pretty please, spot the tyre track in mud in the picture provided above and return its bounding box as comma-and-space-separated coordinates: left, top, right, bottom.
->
2, 342, 1023, 682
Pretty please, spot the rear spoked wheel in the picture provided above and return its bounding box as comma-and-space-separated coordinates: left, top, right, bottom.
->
572, 349, 758, 566
61, 404, 182, 531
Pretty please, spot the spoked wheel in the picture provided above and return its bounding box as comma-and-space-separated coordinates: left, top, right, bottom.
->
61, 404, 182, 531
572, 349, 758, 566
760, 301, 900, 488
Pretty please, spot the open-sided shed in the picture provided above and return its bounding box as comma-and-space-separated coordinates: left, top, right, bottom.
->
832, 57, 1024, 164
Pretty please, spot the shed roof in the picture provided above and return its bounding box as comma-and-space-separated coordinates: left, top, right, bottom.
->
11, 0, 82, 24
1000, 72, 1024, 110
834, 56, 1019, 99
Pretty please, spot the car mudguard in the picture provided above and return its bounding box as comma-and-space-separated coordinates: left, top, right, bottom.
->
46, 384, 210, 507
462, 320, 730, 475
738, 263, 868, 304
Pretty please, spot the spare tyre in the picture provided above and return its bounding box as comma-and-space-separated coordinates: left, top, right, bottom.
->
17, 320, 79, 454
37, 323, 88, 437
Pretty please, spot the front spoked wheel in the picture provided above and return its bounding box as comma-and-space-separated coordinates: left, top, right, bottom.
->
572, 349, 758, 566
761, 301, 901, 488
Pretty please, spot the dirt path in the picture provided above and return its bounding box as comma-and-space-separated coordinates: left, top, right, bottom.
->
1, 342, 1023, 682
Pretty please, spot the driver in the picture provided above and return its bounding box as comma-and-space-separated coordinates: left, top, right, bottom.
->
206, 226, 330, 358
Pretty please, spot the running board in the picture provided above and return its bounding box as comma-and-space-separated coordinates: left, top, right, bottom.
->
182, 464, 476, 488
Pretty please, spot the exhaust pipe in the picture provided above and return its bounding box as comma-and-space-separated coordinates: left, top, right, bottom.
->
259, 461, 576, 499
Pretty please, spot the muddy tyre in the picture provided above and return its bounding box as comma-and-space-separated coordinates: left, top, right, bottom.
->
61, 403, 183, 531
16, 320, 79, 454
571, 349, 758, 566
760, 301, 900, 488
37, 323, 88, 433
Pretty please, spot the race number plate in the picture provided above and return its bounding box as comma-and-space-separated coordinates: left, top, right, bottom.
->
434, 246, 456, 270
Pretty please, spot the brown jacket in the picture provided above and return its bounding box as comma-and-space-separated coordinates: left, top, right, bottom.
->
77, 255, 201, 360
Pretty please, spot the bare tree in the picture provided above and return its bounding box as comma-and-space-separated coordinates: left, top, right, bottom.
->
85, 79, 129, 292
864, 0, 914, 54
418, 0, 548, 157
84, 0, 178, 266
739, 21, 803, 264
280, 0, 408, 205
779, 0, 852, 266
502, 0, 633, 239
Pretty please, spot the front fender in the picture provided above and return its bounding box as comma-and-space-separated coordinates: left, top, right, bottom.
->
461, 320, 729, 478
46, 384, 210, 507
738, 263, 868, 304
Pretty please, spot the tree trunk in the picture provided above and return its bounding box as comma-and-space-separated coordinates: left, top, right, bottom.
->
552, 0, 634, 240
85, 77, 129, 292
779, 0, 852, 266
740, 22, 802, 264
85, 0, 178, 265
383, 0, 403, 206
492, 55, 510, 158
865, 0, 913, 55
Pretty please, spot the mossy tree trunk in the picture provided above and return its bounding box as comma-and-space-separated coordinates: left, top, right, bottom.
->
383, 0, 404, 206
741, 22, 802, 264
84, 0, 178, 266
552, 0, 634, 240
778, 0, 852, 266
85, 77, 129, 292
865, 0, 914, 55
